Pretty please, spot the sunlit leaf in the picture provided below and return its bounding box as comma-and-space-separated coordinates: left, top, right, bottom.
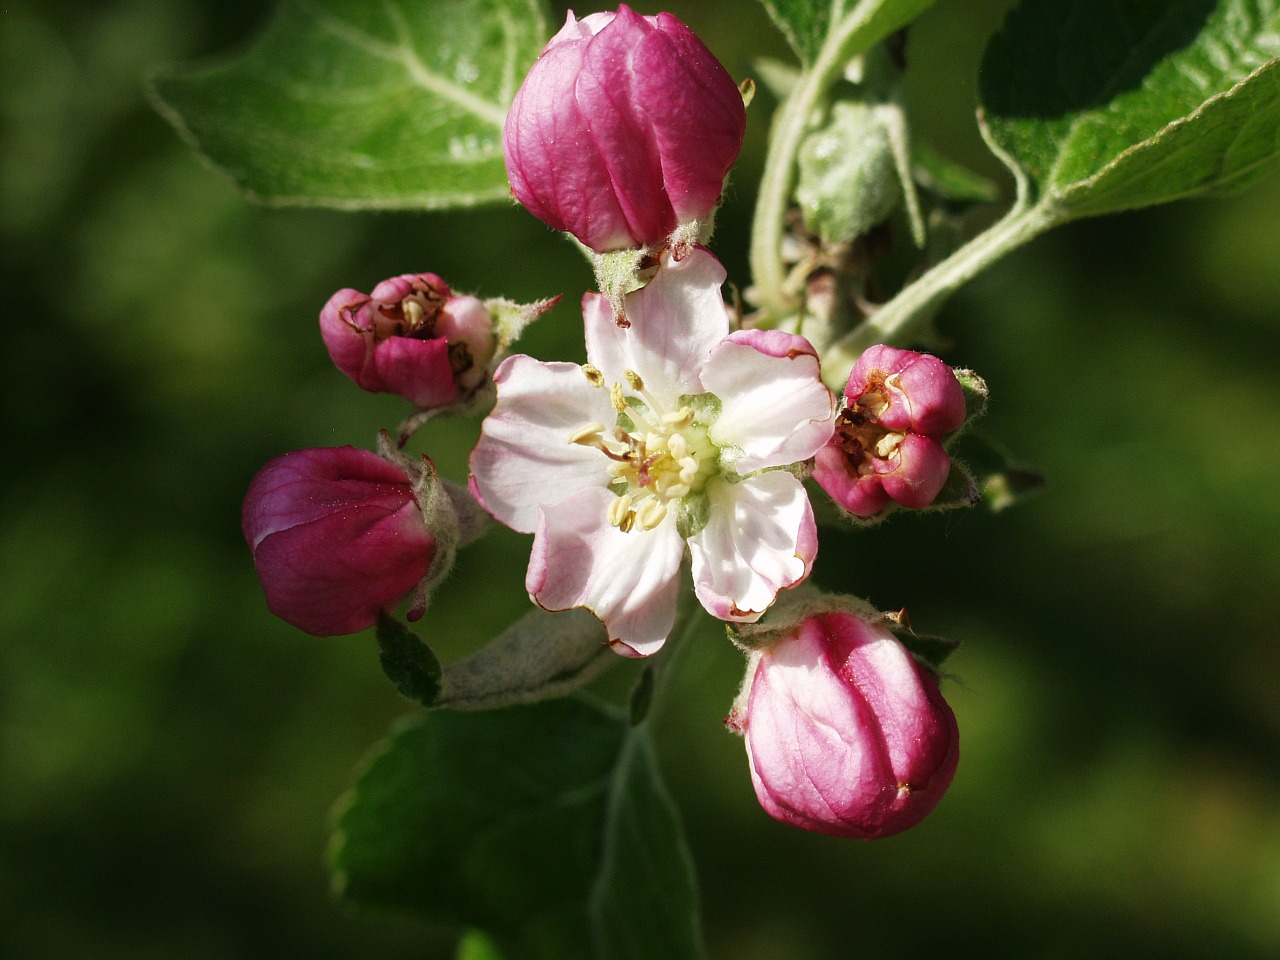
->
151, 0, 549, 208
981, 0, 1280, 216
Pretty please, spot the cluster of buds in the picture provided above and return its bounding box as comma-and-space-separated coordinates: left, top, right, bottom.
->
244, 5, 971, 843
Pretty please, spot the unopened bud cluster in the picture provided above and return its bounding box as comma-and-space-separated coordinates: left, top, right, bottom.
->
241, 5, 975, 845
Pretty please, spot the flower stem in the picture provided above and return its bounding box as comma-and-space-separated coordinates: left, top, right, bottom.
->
750, 2, 911, 318
819, 199, 1061, 388
642, 602, 712, 727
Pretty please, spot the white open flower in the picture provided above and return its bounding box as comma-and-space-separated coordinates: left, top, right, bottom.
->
469, 247, 836, 656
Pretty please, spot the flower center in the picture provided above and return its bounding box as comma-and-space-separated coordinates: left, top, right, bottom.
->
833, 386, 905, 476
567, 367, 718, 533
371, 282, 447, 341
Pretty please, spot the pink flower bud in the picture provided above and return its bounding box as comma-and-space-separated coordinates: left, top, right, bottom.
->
320, 274, 496, 409
812, 345, 966, 517
242, 447, 436, 636
730, 609, 958, 839
503, 5, 747, 252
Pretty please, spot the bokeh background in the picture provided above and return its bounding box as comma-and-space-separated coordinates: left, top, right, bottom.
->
4, 0, 1280, 957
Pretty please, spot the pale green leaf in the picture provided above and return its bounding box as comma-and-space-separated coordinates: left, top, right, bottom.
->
981, 0, 1280, 216
151, 0, 549, 208
437, 608, 615, 711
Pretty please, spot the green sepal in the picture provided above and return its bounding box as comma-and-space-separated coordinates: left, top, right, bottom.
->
679, 392, 723, 426
925, 460, 981, 513
676, 492, 711, 540
375, 610, 443, 707
952, 367, 990, 424
950, 433, 1046, 513
912, 142, 999, 206
883, 609, 961, 673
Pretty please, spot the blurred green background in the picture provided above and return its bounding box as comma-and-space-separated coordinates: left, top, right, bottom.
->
4, 0, 1280, 957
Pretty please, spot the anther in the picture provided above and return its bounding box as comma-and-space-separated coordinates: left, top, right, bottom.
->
610, 383, 626, 412
607, 494, 633, 527
619, 510, 637, 533
582, 364, 605, 387
624, 370, 645, 392
875, 432, 904, 459
662, 406, 695, 427
567, 422, 606, 445
639, 500, 668, 530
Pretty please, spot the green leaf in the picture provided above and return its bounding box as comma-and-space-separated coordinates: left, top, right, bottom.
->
438, 608, 615, 711
150, 0, 549, 208
331, 698, 706, 960
980, 0, 1280, 217
376, 611, 443, 707
758, 0, 935, 65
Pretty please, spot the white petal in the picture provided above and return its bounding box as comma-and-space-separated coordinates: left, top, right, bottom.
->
469, 355, 615, 533
583, 246, 729, 404
527, 486, 685, 656
688, 472, 816, 622
701, 331, 836, 473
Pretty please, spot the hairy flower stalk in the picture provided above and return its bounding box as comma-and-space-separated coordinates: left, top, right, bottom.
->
469, 246, 836, 655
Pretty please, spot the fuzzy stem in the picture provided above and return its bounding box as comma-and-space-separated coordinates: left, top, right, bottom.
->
820, 200, 1061, 388
750, 2, 905, 319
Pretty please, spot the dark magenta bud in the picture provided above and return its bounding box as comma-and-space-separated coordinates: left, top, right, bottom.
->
242, 447, 436, 636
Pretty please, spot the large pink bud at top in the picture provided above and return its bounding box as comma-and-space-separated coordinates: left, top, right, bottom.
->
503, 5, 747, 253
728, 608, 959, 839
242, 447, 436, 636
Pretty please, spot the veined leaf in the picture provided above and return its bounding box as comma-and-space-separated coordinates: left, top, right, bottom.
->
151, 0, 549, 208
330, 698, 705, 960
981, 0, 1280, 216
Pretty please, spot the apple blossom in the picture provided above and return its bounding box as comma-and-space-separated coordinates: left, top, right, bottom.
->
242, 446, 437, 636
503, 5, 747, 253
320, 273, 496, 410
728, 604, 959, 839
468, 246, 836, 656
812, 345, 966, 517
